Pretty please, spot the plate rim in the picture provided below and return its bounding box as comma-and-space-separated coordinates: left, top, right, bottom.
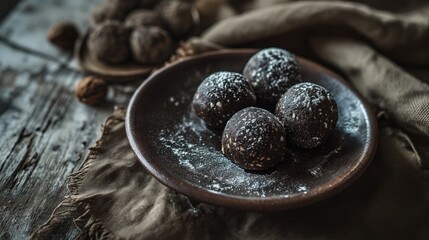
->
125, 49, 378, 211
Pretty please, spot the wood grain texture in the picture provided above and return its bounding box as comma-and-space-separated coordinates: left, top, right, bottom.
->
0, 0, 135, 239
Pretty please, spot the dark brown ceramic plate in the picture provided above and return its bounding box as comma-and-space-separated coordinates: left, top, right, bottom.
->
126, 49, 378, 211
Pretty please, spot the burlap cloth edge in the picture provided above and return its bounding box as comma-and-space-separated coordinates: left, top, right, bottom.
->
30, 107, 126, 240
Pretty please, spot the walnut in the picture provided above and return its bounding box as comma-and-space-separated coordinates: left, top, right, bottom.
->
88, 20, 131, 64
47, 22, 79, 51
130, 26, 173, 65
157, 1, 194, 39
124, 10, 163, 28
75, 76, 108, 105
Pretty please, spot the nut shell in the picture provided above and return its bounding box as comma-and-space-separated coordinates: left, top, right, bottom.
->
47, 22, 79, 51
75, 76, 108, 105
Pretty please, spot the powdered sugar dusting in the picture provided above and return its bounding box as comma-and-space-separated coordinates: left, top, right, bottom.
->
156, 99, 349, 197
158, 108, 281, 196
192, 71, 256, 128
243, 48, 302, 106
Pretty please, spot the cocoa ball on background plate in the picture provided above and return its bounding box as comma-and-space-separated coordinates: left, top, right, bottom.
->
87, 20, 131, 64
130, 26, 173, 64
157, 0, 194, 39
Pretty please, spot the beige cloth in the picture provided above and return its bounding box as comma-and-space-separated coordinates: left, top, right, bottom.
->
33, 0, 429, 239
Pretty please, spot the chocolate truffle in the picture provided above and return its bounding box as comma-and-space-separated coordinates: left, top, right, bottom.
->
193, 72, 256, 129
157, 0, 194, 39
243, 48, 302, 109
275, 82, 338, 149
222, 107, 287, 171
130, 26, 173, 64
88, 21, 131, 64
124, 10, 163, 28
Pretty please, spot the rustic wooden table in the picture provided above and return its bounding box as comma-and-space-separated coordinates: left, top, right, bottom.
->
0, 0, 135, 238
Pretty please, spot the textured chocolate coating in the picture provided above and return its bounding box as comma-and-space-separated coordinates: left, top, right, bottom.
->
157, 1, 194, 39
193, 72, 256, 129
130, 26, 173, 65
88, 21, 131, 64
276, 82, 338, 149
125, 10, 163, 28
243, 48, 302, 109
222, 107, 287, 171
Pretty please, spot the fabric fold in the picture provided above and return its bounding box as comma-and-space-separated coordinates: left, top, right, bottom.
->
309, 36, 429, 136
201, 1, 429, 65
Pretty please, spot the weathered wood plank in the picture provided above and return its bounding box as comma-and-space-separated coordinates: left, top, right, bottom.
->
0, 62, 116, 239
0, 0, 102, 67
0, 0, 133, 238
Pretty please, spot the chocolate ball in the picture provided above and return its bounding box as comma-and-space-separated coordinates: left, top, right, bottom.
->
222, 107, 287, 171
243, 48, 302, 109
275, 82, 338, 149
124, 10, 163, 28
88, 21, 131, 64
157, 0, 194, 39
193, 72, 256, 129
130, 26, 173, 65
